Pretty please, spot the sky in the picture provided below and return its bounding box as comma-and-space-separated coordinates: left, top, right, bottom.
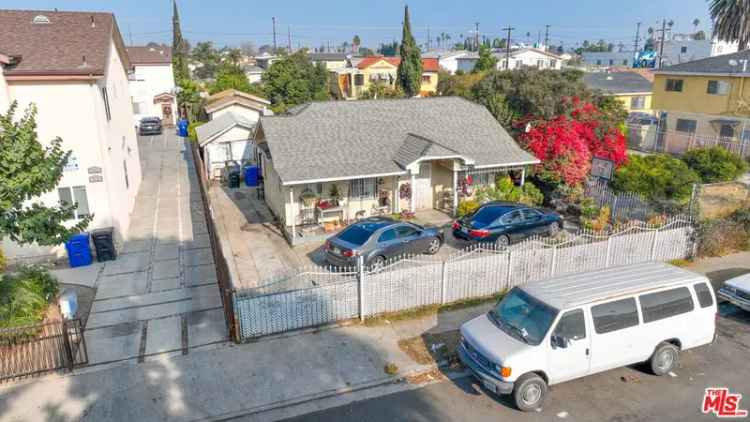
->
3, 0, 715, 51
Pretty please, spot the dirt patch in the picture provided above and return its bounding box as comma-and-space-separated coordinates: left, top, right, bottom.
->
405, 368, 448, 385
398, 330, 462, 366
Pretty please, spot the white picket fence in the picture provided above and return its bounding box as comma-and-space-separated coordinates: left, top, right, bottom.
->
233, 218, 695, 340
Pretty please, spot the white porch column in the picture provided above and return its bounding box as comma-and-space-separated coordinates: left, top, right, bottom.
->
520, 167, 526, 186
289, 187, 296, 241
393, 177, 400, 213
452, 169, 459, 217
409, 171, 416, 212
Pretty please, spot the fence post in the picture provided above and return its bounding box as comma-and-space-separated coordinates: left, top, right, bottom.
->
506, 251, 513, 288
605, 236, 613, 267
650, 227, 659, 261
60, 320, 75, 371
611, 195, 618, 221
440, 261, 448, 305
550, 245, 558, 276
358, 255, 365, 322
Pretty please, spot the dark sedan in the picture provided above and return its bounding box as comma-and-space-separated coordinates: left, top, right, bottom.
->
138, 117, 163, 136
452, 202, 563, 247
325, 217, 444, 271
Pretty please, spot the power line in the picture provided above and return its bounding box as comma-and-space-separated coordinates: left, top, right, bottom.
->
501, 26, 515, 69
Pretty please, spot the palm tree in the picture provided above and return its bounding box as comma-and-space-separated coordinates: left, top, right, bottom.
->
710, 0, 750, 48
693, 18, 701, 32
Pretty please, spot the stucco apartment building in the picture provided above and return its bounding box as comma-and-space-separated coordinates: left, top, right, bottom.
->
126, 45, 177, 126
0, 9, 142, 261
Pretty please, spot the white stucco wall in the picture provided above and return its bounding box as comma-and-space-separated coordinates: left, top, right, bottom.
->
2, 40, 142, 261
204, 125, 253, 178
129, 62, 176, 125
210, 105, 261, 124
496, 50, 562, 70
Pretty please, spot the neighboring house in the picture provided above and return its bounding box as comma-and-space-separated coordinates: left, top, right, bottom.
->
254, 97, 539, 244
204, 89, 272, 122
652, 50, 750, 157
254, 52, 279, 70
657, 37, 738, 67
584, 71, 653, 113
308, 52, 349, 70
422, 50, 470, 74
494, 48, 564, 71
242, 64, 264, 83
0, 9, 142, 261
455, 52, 480, 73
582, 51, 636, 68
126, 45, 177, 126
196, 112, 256, 179
330, 56, 439, 99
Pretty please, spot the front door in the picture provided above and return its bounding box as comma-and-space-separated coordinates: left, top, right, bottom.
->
547, 308, 591, 384
414, 162, 433, 210
161, 103, 174, 127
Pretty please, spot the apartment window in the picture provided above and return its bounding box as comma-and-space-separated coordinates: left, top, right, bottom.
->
720, 123, 735, 138
596, 59, 602, 65
665, 79, 684, 92
350, 178, 375, 199
537, 59, 544, 69
132, 101, 141, 115
101, 87, 111, 121
422, 75, 431, 83
630, 96, 646, 110
550, 59, 557, 68
354, 74, 364, 86
123, 160, 130, 189
609, 59, 614, 65
639, 287, 694, 323
515, 60, 523, 69
680, 46, 688, 53
707, 80, 731, 95
693, 283, 714, 308
676, 118, 697, 133
591, 298, 639, 334
58, 186, 90, 219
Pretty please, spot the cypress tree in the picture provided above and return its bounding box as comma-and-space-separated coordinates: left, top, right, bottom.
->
397, 5, 422, 97
172, 0, 189, 83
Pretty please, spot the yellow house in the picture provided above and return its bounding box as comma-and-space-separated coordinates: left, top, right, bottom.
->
652, 50, 750, 156
583, 71, 653, 113
330, 56, 439, 99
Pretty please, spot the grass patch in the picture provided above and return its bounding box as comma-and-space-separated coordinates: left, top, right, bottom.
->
0, 266, 59, 329
668, 258, 692, 268
363, 292, 505, 327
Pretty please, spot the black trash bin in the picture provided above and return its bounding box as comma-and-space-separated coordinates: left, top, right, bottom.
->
91, 228, 117, 262
227, 170, 241, 188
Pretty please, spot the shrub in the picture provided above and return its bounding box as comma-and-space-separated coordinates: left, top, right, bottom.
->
697, 219, 750, 256
473, 176, 544, 207
457, 200, 480, 217
0, 248, 5, 273
611, 154, 700, 202
682, 147, 749, 183
731, 207, 750, 231
187, 121, 205, 142
581, 206, 610, 232
0, 266, 59, 328
520, 182, 544, 206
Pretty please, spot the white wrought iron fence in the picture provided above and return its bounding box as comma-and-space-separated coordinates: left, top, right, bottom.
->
233, 218, 695, 340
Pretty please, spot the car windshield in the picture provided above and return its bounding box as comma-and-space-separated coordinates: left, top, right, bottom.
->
470, 206, 508, 225
337, 225, 376, 246
488, 288, 558, 346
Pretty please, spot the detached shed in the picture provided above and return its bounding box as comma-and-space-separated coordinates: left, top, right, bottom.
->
196, 111, 256, 179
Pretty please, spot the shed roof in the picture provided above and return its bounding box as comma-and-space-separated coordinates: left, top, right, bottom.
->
196, 111, 256, 147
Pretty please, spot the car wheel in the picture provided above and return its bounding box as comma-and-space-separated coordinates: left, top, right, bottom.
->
494, 234, 510, 248
426, 237, 442, 255
548, 221, 562, 237
650, 342, 679, 376
512, 373, 547, 412
369, 256, 386, 273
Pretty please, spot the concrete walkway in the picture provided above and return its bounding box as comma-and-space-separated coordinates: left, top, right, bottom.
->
59, 133, 227, 366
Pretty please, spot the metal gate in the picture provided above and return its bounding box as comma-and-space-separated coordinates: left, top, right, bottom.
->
0, 319, 88, 382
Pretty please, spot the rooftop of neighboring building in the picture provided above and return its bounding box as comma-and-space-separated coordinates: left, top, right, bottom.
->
656, 49, 750, 76
584, 71, 653, 95
355, 56, 439, 72
126, 45, 172, 65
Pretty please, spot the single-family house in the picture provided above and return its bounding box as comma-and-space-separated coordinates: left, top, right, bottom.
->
196, 112, 256, 179
242, 64, 264, 83
652, 49, 750, 157
254, 52, 280, 70
455, 52, 480, 73
422, 50, 470, 74
582, 51, 636, 68
254, 97, 539, 244
494, 48, 564, 70
330, 56, 439, 99
204, 89, 271, 121
584, 71, 653, 113
0, 9, 142, 261
126, 45, 177, 126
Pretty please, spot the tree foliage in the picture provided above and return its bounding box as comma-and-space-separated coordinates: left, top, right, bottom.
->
209, 63, 254, 94
171, 0, 190, 83
358, 82, 405, 100
396, 5, 422, 97
681, 146, 749, 183
710, 0, 750, 48
473, 45, 498, 73
262, 51, 329, 113
611, 154, 700, 201
0, 103, 90, 246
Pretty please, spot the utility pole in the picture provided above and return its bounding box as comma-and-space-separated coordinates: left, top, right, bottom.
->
272, 17, 277, 51
502, 26, 515, 69
633, 22, 642, 52
657, 19, 667, 69
287, 25, 292, 53
427, 27, 431, 50
544, 24, 550, 51
475, 22, 480, 51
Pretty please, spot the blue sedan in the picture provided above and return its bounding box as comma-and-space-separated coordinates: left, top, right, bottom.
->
452, 202, 563, 247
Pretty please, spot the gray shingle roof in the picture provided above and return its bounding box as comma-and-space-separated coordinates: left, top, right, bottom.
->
658, 49, 750, 75
393, 134, 463, 169
196, 111, 256, 146
259, 97, 538, 185
583, 71, 653, 94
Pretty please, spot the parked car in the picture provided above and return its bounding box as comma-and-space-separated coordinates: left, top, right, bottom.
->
452, 202, 562, 247
718, 273, 750, 311
138, 117, 163, 136
325, 217, 444, 271
458, 262, 716, 412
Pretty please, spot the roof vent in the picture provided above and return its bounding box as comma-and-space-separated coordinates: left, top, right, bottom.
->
32, 15, 50, 24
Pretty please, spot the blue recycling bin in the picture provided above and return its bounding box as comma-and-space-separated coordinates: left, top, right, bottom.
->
65, 233, 92, 268
244, 165, 259, 187
177, 118, 189, 137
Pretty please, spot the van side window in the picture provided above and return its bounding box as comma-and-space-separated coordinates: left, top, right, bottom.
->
591, 298, 639, 334
693, 283, 714, 308
639, 287, 695, 323
552, 309, 586, 341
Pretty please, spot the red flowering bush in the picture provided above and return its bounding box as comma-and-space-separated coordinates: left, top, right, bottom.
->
518, 97, 627, 186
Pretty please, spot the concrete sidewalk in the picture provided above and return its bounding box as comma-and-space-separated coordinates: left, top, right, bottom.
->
3, 252, 747, 422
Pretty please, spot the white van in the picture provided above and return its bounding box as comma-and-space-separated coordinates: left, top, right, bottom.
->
458, 262, 717, 411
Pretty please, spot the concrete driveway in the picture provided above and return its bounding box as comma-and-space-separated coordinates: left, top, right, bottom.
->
82, 133, 227, 366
